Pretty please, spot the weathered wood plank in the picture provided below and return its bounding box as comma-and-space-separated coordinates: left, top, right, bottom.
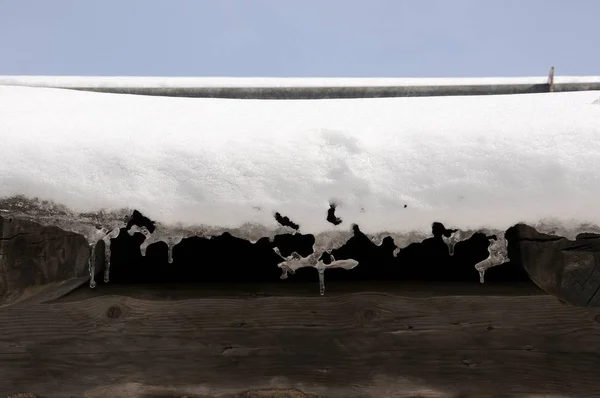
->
507, 224, 600, 306
1, 290, 600, 397
0, 215, 91, 304
4, 349, 600, 398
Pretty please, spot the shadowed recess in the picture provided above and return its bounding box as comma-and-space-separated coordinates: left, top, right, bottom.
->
105, 210, 530, 285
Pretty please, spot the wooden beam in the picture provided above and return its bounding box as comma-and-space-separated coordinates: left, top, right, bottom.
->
1, 286, 599, 398
507, 223, 600, 306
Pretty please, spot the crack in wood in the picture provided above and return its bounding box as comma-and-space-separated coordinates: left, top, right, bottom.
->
0, 233, 31, 241
585, 257, 600, 306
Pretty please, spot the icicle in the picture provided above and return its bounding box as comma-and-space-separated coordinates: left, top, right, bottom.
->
102, 228, 121, 283
166, 236, 184, 264
167, 244, 174, 263
279, 264, 296, 280
273, 245, 358, 295
280, 267, 289, 280
474, 235, 508, 285
129, 226, 185, 263
442, 230, 462, 256
88, 243, 97, 289
127, 225, 152, 256
329, 258, 359, 270
273, 230, 359, 296
273, 248, 304, 280
140, 236, 151, 257
127, 225, 148, 237
317, 268, 326, 296
103, 240, 111, 283
315, 259, 359, 296
274, 248, 315, 282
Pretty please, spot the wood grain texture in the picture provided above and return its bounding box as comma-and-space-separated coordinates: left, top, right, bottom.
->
1, 285, 600, 398
0, 215, 91, 301
507, 224, 600, 306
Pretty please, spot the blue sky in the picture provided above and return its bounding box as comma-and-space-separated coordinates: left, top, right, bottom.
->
0, 0, 598, 77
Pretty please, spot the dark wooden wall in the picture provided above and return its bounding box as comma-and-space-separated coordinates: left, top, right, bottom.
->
3, 283, 600, 397
3, 216, 600, 397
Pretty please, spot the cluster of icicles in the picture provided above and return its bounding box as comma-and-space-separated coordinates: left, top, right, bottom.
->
88, 224, 508, 294
442, 231, 509, 283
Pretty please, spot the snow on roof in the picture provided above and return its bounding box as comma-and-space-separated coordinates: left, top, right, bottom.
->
1, 85, 600, 240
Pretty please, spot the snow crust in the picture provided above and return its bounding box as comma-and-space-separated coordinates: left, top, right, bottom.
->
1, 85, 600, 240
1, 75, 600, 89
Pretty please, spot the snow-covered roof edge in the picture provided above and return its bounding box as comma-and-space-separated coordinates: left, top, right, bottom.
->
2, 75, 600, 99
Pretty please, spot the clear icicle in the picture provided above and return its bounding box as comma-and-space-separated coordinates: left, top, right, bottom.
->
318, 268, 326, 296
102, 228, 121, 283
273, 231, 359, 296
474, 259, 489, 285
127, 225, 152, 256
103, 240, 111, 283
131, 228, 186, 263
442, 230, 463, 256
273, 247, 302, 280
142, 237, 152, 256
167, 243, 174, 264
474, 235, 508, 285
279, 264, 295, 280
280, 267, 289, 280
166, 236, 183, 264
88, 242, 97, 289
127, 225, 148, 237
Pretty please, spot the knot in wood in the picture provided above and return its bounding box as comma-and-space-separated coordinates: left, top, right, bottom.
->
106, 305, 122, 319
362, 309, 377, 323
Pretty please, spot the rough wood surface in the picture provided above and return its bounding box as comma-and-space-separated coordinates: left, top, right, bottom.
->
1, 284, 600, 398
507, 224, 600, 306
3, 217, 600, 396
0, 215, 91, 302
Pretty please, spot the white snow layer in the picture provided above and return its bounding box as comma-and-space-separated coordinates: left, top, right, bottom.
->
1, 85, 600, 238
